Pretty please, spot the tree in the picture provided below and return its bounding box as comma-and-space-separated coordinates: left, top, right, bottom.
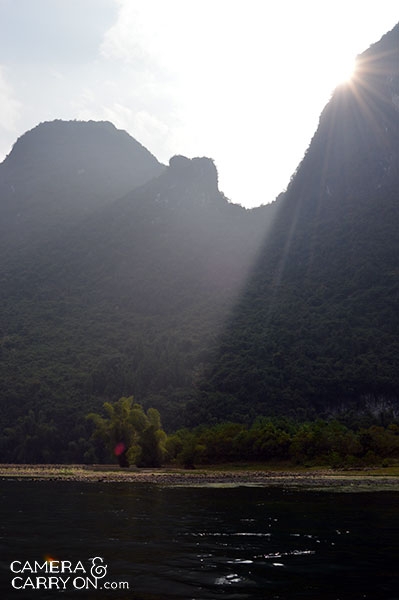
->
0, 409, 59, 463
86, 397, 166, 467
135, 407, 167, 467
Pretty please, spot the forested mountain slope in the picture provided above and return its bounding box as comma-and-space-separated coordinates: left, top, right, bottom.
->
191, 24, 399, 424
0, 127, 274, 459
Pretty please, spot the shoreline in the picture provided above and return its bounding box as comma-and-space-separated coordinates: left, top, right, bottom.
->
1, 464, 399, 491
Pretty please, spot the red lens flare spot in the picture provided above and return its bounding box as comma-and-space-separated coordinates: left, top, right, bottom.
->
114, 442, 126, 456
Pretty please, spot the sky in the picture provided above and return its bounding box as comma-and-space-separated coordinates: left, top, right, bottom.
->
0, 1, 397, 208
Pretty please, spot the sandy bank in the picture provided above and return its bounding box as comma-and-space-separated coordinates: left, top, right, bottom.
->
1, 464, 399, 492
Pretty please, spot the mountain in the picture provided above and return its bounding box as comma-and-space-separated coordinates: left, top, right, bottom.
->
1, 24, 398, 463
0, 119, 164, 248
0, 124, 275, 461
190, 23, 399, 424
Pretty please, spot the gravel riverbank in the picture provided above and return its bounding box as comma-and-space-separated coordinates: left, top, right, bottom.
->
1, 464, 399, 492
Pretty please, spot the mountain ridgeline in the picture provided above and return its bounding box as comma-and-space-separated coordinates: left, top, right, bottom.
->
0, 24, 398, 462
0, 120, 165, 250
190, 23, 399, 424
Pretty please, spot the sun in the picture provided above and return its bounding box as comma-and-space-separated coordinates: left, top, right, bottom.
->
314, 50, 358, 98
332, 55, 357, 86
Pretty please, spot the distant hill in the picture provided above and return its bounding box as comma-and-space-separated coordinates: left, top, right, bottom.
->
0, 119, 164, 248
0, 124, 274, 461
190, 23, 399, 424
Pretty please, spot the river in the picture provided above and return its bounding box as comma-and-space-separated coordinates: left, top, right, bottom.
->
1, 480, 398, 599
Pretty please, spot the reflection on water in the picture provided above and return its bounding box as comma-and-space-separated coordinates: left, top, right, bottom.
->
1, 481, 399, 599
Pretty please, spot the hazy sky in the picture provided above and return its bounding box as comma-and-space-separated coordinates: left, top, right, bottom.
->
0, 0, 397, 207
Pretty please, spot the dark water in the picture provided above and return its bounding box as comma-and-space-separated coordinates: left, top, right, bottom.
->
1, 481, 399, 600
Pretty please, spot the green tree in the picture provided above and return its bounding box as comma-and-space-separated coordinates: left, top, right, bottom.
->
165, 429, 205, 468
0, 410, 59, 463
135, 407, 167, 467
86, 397, 166, 467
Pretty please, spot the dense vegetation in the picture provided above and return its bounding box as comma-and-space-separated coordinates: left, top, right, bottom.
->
2, 395, 399, 469
87, 396, 167, 468
167, 416, 399, 469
